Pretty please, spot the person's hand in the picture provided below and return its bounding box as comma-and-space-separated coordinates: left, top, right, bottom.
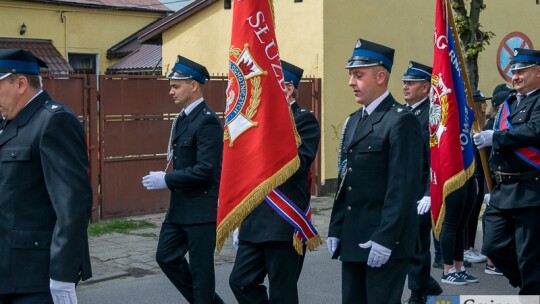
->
417, 196, 431, 215
484, 193, 491, 206
326, 237, 340, 255
473, 130, 494, 148
359, 240, 391, 267
232, 228, 239, 250
50, 279, 77, 304
142, 171, 167, 190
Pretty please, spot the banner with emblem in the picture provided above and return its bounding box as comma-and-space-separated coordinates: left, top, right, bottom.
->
430, 0, 476, 238
216, 0, 300, 250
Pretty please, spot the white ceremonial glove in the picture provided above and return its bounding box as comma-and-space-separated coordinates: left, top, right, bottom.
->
142, 171, 167, 190
484, 193, 491, 206
326, 237, 340, 255
473, 130, 494, 148
50, 279, 78, 304
359, 240, 392, 267
232, 228, 239, 250
417, 196, 431, 215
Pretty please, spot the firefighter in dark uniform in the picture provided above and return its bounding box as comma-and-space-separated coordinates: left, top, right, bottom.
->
229, 60, 321, 304
327, 39, 422, 304
0, 48, 92, 304
401, 61, 443, 304
474, 48, 540, 295
142, 55, 224, 303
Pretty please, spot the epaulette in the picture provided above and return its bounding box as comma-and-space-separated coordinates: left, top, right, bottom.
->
43, 100, 64, 113
394, 104, 408, 115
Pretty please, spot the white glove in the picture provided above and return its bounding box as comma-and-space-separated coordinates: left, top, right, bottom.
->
484, 193, 491, 206
50, 279, 78, 304
473, 130, 494, 148
326, 237, 340, 255
232, 228, 239, 250
142, 171, 167, 190
417, 196, 431, 215
359, 240, 391, 267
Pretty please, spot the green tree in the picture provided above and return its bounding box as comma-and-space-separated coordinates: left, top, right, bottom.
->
451, 0, 495, 90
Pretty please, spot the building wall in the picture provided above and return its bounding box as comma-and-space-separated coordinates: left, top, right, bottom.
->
0, 0, 165, 73
161, 0, 540, 191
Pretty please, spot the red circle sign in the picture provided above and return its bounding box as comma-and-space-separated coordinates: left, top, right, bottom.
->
496, 32, 534, 82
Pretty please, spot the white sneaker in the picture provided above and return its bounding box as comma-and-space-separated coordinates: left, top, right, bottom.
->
464, 247, 487, 263
469, 248, 487, 262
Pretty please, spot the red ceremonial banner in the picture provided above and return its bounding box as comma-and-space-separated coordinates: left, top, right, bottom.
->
216, 0, 300, 250
430, 0, 475, 238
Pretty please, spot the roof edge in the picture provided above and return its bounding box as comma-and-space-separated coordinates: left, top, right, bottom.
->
138, 0, 217, 44
25, 0, 172, 13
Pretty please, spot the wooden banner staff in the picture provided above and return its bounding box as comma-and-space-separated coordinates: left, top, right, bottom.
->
445, 0, 494, 192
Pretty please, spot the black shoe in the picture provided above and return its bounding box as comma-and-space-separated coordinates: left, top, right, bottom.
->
407, 296, 427, 304
432, 261, 444, 269
426, 276, 443, 296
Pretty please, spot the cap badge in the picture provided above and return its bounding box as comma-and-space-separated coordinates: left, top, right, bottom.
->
355, 39, 362, 48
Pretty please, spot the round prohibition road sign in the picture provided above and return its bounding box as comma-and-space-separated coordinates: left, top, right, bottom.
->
497, 32, 534, 82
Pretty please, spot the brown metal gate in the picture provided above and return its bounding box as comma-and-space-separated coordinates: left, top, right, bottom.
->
42, 74, 100, 221
44, 74, 321, 220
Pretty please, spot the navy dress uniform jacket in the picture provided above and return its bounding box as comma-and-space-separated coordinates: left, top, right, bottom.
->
489, 89, 540, 209
164, 101, 223, 224
239, 102, 320, 242
329, 95, 422, 262
413, 98, 431, 199
0, 91, 92, 294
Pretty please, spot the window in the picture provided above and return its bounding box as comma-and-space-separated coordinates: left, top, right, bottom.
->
68, 53, 97, 74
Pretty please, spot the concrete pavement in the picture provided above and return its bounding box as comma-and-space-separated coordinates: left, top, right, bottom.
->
81, 195, 519, 301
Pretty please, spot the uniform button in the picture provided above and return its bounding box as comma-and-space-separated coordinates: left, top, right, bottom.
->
368, 146, 371, 150
347, 186, 352, 191
173, 144, 176, 147
34, 241, 39, 247
498, 166, 501, 170
346, 206, 352, 211
348, 167, 352, 172
348, 149, 352, 153
174, 156, 177, 160
11, 152, 16, 158
519, 119, 522, 121
496, 152, 500, 155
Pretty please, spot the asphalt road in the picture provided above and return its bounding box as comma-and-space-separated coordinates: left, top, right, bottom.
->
78, 245, 517, 304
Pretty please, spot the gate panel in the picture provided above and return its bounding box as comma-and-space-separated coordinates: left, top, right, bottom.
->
42, 74, 100, 221
100, 75, 174, 219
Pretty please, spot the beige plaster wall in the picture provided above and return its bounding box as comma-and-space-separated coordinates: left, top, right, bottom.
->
0, 0, 164, 73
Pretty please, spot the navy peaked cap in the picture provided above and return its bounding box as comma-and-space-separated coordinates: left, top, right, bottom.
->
0, 48, 47, 80
168, 55, 210, 84
281, 60, 303, 88
472, 90, 490, 102
402, 61, 432, 81
510, 48, 540, 71
491, 83, 513, 107
346, 38, 395, 72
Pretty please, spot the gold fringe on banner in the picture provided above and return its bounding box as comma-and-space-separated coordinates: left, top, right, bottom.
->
216, 156, 300, 251
433, 162, 475, 239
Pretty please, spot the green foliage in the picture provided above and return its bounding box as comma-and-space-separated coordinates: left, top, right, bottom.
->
88, 219, 156, 236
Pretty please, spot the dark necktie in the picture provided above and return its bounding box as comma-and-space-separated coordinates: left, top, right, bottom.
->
176, 111, 187, 132
406, 105, 413, 111
361, 110, 369, 122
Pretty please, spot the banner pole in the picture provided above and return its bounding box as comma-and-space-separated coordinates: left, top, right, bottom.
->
445, 0, 494, 192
